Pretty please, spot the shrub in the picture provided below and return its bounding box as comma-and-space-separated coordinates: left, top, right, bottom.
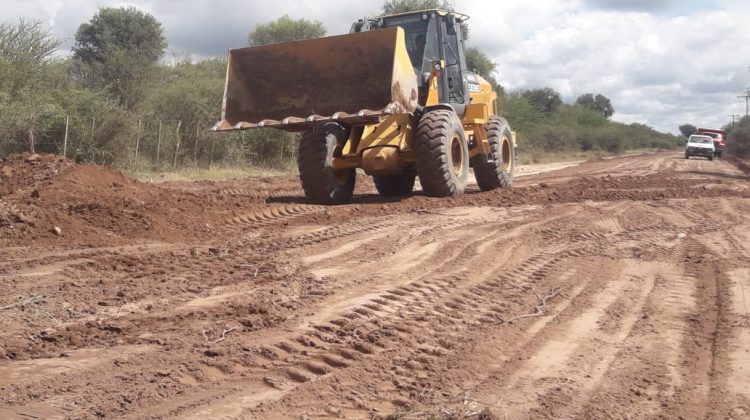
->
727, 116, 750, 157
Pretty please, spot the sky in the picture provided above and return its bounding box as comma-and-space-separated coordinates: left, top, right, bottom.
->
1, 0, 749, 134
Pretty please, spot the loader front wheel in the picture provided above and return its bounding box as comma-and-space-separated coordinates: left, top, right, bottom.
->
298, 130, 355, 205
414, 109, 469, 197
373, 167, 416, 197
471, 116, 515, 191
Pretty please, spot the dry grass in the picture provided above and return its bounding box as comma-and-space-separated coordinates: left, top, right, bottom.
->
124, 165, 294, 183
122, 148, 671, 183
516, 148, 665, 165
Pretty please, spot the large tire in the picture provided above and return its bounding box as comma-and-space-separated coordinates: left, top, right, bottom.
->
298, 129, 355, 204
471, 116, 515, 191
414, 109, 469, 197
373, 167, 416, 197
708, 155, 714, 161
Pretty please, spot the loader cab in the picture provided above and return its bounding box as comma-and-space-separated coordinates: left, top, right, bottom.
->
378, 10, 471, 115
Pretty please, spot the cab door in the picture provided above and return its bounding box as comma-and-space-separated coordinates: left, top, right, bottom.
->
437, 15, 469, 115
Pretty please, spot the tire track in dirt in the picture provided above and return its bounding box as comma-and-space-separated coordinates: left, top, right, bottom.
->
202, 213, 620, 418
485, 263, 654, 418
2, 151, 749, 419
0, 205, 526, 418
225, 204, 325, 228
148, 208, 587, 418
727, 267, 750, 418
145, 226, 523, 417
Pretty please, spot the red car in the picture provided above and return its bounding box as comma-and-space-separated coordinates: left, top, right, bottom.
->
697, 128, 726, 158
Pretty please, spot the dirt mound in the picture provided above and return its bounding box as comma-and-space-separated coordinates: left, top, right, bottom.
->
0, 153, 73, 197
0, 154, 233, 246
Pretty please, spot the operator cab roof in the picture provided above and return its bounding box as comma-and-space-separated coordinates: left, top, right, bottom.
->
381, 9, 470, 22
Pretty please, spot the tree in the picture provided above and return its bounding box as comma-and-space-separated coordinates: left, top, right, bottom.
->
0, 19, 64, 153
0, 19, 62, 103
465, 47, 503, 95
520, 87, 562, 116
500, 93, 542, 133
248, 15, 325, 46
0, 19, 61, 66
381, 0, 469, 39
382, 0, 454, 14
726, 116, 750, 157
72, 7, 166, 109
678, 124, 697, 138
575, 93, 614, 118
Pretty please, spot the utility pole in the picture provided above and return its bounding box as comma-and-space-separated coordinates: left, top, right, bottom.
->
739, 93, 750, 116
731, 114, 741, 125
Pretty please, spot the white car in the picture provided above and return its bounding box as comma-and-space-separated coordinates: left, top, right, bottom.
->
685, 135, 715, 161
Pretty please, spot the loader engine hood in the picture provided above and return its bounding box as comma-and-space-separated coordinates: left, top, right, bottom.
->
212, 27, 419, 132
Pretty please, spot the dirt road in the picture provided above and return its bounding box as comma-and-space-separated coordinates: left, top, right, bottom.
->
1, 151, 749, 419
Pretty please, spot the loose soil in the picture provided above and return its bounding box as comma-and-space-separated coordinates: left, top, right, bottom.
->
1, 151, 749, 419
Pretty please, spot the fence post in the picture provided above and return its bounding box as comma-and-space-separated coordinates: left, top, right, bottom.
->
209, 134, 215, 169
193, 121, 200, 165
62, 115, 70, 157
28, 126, 35, 154
156, 120, 162, 166
173, 120, 182, 168
134, 119, 142, 170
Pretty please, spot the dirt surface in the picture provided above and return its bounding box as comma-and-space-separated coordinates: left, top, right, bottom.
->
1, 151, 749, 419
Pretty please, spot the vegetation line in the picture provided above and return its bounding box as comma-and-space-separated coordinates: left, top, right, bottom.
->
4, 0, 746, 173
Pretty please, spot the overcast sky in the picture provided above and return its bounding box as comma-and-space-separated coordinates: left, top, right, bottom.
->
1, 0, 749, 133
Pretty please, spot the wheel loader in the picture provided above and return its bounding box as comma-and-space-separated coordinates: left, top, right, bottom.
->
213, 9, 516, 204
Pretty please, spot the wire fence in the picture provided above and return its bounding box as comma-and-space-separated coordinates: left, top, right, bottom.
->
0, 114, 300, 170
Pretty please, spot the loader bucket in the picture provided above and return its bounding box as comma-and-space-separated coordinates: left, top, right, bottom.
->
212, 27, 418, 132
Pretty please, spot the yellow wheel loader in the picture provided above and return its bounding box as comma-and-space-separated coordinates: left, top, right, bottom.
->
213, 9, 516, 204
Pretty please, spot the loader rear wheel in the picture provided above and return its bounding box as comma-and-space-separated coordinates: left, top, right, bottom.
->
414, 109, 469, 197
373, 167, 416, 197
298, 129, 355, 205
471, 116, 515, 191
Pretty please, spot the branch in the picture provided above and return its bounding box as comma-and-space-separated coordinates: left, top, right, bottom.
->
213, 327, 237, 343
412, 208, 468, 217
0, 295, 42, 312
505, 287, 561, 324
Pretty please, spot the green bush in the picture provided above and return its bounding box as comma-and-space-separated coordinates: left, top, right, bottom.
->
501, 93, 681, 158
727, 116, 750, 157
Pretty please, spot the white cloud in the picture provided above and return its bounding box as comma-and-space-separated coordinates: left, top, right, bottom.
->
0, 0, 748, 133
462, 0, 750, 132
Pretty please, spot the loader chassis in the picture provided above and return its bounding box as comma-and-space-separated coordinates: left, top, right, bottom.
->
214, 10, 516, 204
